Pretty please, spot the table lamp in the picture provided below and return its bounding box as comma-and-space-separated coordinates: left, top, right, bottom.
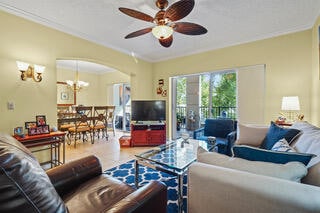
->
281, 96, 300, 122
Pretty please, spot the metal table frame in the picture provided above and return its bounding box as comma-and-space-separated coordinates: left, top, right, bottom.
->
14, 131, 66, 169
134, 139, 212, 213
134, 157, 189, 213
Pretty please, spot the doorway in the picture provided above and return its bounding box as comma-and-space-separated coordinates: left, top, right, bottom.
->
113, 83, 131, 132
171, 71, 237, 139
170, 64, 266, 139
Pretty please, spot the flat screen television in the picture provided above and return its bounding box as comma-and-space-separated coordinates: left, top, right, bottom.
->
131, 100, 166, 122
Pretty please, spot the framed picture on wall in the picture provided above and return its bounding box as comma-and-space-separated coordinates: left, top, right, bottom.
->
61, 92, 69, 100
57, 82, 76, 106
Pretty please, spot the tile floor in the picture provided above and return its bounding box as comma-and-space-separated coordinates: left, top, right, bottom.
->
64, 130, 151, 170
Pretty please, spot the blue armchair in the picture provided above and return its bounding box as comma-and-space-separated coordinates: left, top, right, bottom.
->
193, 118, 237, 156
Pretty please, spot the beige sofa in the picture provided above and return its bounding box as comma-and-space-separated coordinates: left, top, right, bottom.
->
188, 121, 320, 213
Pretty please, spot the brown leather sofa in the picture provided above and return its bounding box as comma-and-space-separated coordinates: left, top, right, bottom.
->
0, 133, 167, 213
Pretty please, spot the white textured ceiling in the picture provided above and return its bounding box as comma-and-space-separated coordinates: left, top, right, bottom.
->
1, 0, 320, 63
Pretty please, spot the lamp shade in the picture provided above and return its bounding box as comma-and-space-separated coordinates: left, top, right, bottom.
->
281, 96, 300, 111
34, 65, 45, 73
16, 61, 29, 71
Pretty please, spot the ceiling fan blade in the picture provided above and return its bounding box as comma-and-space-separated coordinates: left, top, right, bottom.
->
159, 35, 173, 48
174, 22, 207, 35
165, 0, 195, 22
125, 28, 152, 39
119, 7, 154, 22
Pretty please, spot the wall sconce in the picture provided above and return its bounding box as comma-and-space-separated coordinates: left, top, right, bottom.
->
16, 61, 45, 82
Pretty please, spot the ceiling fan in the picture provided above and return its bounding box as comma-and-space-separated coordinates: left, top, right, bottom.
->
119, 0, 207, 48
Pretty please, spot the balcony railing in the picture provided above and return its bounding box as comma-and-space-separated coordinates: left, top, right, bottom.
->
199, 106, 237, 120
176, 106, 237, 129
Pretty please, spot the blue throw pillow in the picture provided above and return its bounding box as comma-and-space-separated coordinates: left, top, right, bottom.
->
260, 122, 301, 150
284, 128, 302, 145
232, 145, 316, 166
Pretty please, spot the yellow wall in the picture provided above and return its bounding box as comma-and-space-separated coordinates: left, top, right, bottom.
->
0, 10, 152, 134
57, 68, 130, 106
154, 30, 314, 126
311, 16, 320, 125
0, 9, 319, 137
57, 68, 101, 106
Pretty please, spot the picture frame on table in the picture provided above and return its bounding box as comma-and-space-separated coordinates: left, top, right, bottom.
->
41, 125, 50, 134
25, 121, 37, 129
28, 125, 50, 136
36, 115, 46, 126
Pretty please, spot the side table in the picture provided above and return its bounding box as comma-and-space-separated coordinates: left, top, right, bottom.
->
13, 131, 66, 169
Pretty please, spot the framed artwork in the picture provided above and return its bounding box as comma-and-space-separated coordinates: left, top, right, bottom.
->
28, 125, 50, 136
61, 92, 69, 100
41, 125, 50, 134
57, 81, 76, 106
25, 121, 37, 129
36, 115, 46, 126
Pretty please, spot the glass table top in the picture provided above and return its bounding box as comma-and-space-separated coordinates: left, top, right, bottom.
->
135, 138, 214, 172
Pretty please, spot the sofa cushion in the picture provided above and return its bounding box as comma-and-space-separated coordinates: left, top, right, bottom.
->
236, 123, 269, 147
260, 122, 301, 150
0, 134, 67, 212
302, 162, 320, 187
232, 145, 315, 166
64, 174, 135, 212
291, 121, 320, 167
197, 150, 307, 182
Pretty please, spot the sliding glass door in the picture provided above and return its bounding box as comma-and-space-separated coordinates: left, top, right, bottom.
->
170, 64, 266, 139
171, 70, 237, 139
113, 83, 131, 132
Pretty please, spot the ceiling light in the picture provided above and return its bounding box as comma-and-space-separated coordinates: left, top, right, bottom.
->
152, 25, 173, 39
66, 60, 89, 92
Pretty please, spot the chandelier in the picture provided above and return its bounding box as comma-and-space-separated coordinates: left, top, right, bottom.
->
66, 60, 89, 92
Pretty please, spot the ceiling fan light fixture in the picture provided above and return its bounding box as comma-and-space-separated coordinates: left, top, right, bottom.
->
119, 0, 205, 47
152, 25, 173, 39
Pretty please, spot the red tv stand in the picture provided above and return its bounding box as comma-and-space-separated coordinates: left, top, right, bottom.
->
131, 123, 166, 146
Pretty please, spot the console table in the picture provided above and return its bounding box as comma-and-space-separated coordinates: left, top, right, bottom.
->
13, 131, 66, 169
131, 123, 166, 146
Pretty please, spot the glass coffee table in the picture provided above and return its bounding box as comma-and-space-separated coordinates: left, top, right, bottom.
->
134, 138, 214, 213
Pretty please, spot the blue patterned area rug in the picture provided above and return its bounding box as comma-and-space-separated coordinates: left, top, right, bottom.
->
104, 160, 187, 213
